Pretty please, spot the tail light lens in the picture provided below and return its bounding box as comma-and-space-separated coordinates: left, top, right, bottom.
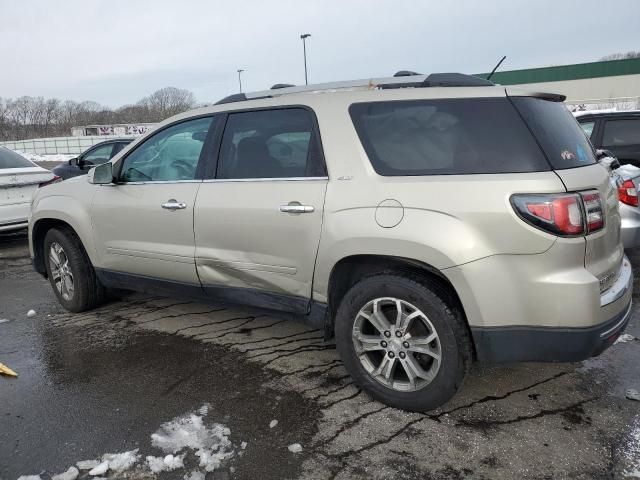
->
511, 190, 604, 237
618, 179, 638, 207
39, 175, 62, 188
580, 190, 604, 233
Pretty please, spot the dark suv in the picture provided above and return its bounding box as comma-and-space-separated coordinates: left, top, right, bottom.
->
52, 139, 133, 180
576, 111, 640, 167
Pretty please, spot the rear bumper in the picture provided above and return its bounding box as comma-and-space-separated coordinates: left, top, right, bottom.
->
620, 202, 640, 249
471, 299, 631, 363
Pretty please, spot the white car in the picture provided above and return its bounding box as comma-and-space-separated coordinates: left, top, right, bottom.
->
0, 147, 56, 232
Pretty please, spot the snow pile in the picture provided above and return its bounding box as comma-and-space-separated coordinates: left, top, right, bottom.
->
146, 454, 185, 473
17, 476, 42, 480
27, 309, 36, 318
151, 407, 234, 472
88, 462, 108, 476
288, 443, 303, 453
269, 419, 278, 428
52, 466, 79, 480
76, 460, 100, 470
15, 150, 77, 163
616, 333, 636, 345
101, 450, 140, 472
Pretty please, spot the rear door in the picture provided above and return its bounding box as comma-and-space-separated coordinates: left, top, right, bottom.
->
193, 107, 327, 313
601, 117, 640, 167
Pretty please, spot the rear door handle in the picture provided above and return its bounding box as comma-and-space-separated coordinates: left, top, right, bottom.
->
280, 203, 315, 214
161, 199, 187, 210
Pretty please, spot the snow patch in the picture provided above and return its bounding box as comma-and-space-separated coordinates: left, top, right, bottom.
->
240, 441, 247, 450
621, 417, 640, 477
27, 309, 36, 318
17, 476, 42, 480
88, 461, 108, 476
288, 443, 303, 453
76, 460, 100, 470
616, 333, 636, 344
151, 407, 234, 472
52, 466, 79, 480
0, 318, 10, 324
101, 449, 139, 472
627, 389, 640, 401
198, 404, 209, 416
146, 454, 185, 473
15, 151, 77, 163
269, 419, 278, 428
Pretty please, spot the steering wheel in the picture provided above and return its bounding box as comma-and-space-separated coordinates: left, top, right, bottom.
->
170, 159, 194, 179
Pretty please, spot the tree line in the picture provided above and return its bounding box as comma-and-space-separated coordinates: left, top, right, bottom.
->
0, 86, 196, 141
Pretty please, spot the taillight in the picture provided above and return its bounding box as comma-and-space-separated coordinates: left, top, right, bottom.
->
580, 190, 604, 233
618, 179, 638, 207
511, 190, 604, 237
39, 175, 62, 188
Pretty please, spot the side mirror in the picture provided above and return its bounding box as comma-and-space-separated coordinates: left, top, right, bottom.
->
69, 157, 78, 166
88, 162, 113, 184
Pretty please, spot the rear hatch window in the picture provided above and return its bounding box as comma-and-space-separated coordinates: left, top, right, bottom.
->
510, 97, 597, 169
349, 98, 550, 176
0, 147, 36, 169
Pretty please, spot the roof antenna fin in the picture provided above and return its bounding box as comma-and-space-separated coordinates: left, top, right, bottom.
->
487, 56, 506, 81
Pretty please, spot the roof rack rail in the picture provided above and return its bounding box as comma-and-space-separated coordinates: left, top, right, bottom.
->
271, 83, 295, 89
214, 73, 494, 104
394, 70, 422, 77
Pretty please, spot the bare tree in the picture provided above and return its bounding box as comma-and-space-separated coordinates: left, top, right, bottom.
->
600, 51, 640, 61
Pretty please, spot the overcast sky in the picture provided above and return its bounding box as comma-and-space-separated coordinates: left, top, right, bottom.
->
1, 0, 638, 107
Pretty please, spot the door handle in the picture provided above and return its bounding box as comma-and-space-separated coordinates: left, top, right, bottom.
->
161, 199, 187, 210
280, 203, 315, 214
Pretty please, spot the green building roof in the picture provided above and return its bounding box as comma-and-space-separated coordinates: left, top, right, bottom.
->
475, 57, 640, 85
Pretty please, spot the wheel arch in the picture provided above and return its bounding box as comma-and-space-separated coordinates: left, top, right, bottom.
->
31, 218, 88, 278
325, 254, 470, 342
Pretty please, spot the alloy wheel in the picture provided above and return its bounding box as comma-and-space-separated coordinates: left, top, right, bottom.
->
49, 242, 74, 301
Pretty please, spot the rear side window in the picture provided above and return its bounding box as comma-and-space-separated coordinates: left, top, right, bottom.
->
0, 147, 35, 169
217, 108, 325, 179
511, 97, 596, 169
602, 119, 640, 147
349, 98, 549, 176
580, 121, 595, 139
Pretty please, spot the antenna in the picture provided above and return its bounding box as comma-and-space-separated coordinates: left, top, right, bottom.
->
487, 56, 506, 81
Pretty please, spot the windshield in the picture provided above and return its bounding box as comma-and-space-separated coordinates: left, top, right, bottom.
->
0, 147, 37, 169
510, 97, 596, 170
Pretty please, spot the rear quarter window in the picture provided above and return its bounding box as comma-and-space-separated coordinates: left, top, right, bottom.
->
511, 97, 596, 169
0, 147, 36, 169
349, 98, 550, 176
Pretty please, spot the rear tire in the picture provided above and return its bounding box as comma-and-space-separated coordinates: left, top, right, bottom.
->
335, 274, 471, 411
44, 227, 105, 313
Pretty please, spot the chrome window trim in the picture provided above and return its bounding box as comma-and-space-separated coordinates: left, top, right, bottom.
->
116, 180, 203, 185
202, 176, 328, 183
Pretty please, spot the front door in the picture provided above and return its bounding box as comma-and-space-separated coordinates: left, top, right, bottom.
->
194, 107, 328, 313
91, 116, 216, 285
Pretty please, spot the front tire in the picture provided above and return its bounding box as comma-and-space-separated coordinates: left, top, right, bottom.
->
44, 227, 105, 313
335, 274, 471, 411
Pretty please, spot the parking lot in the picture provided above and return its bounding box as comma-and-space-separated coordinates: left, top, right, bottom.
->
0, 229, 638, 479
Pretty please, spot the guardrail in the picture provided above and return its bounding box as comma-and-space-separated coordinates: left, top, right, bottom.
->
0, 136, 134, 155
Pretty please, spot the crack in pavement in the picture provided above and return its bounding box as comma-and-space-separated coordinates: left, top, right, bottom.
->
314, 381, 356, 401
197, 317, 283, 340
315, 405, 390, 447
227, 328, 320, 347
173, 314, 266, 334
261, 344, 337, 366
135, 307, 227, 324
278, 359, 343, 377
236, 333, 325, 354
247, 340, 328, 360
322, 389, 363, 409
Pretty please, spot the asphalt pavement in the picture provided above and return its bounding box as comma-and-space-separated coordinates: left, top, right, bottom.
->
1, 230, 639, 480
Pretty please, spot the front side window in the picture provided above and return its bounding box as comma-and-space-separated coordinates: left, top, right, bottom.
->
82, 144, 114, 165
217, 108, 325, 179
579, 121, 595, 139
602, 119, 640, 147
350, 98, 550, 176
120, 117, 213, 182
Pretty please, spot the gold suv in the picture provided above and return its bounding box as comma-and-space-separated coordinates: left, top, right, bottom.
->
29, 73, 633, 411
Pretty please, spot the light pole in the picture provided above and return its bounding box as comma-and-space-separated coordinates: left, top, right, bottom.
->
300, 34, 311, 85
237, 69, 244, 93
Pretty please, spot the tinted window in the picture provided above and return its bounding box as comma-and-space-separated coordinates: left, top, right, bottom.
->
580, 121, 595, 139
0, 147, 35, 169
349, 98, 549, 176
602, 119, 640, 147
511, 97, 596, 169
83, 144, 114, 165
217, 108, 325, 179
120, 117, 213, 182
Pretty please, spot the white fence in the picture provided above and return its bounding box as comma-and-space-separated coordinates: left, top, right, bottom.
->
0, 135, 134, 155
